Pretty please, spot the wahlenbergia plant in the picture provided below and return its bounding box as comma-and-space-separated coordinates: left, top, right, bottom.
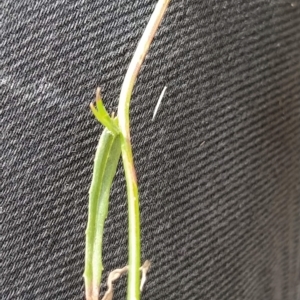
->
84, 1, 171, 300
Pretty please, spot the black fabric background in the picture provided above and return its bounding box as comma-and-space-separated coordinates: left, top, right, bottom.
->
1, 0, 300, 299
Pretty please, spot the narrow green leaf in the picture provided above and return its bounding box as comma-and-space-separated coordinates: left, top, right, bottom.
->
84, 124, 121, 300
90, 88, 119, 135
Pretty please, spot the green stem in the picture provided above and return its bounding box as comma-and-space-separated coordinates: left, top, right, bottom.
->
117, 1, 171, 300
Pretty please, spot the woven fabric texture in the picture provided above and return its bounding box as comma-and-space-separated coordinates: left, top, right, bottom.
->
2, 0, 300, 299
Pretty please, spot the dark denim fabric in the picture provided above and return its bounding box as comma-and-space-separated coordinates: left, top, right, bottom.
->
2, 0, 300, 299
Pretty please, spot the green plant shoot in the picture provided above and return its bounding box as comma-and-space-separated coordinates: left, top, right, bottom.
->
84, 95, 121, 300
84, 1, 171, 300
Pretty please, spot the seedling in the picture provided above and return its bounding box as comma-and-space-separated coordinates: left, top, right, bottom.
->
84, 1, 171, 300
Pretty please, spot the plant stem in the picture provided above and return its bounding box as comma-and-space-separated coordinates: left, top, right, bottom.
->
117, 1, 171, 300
